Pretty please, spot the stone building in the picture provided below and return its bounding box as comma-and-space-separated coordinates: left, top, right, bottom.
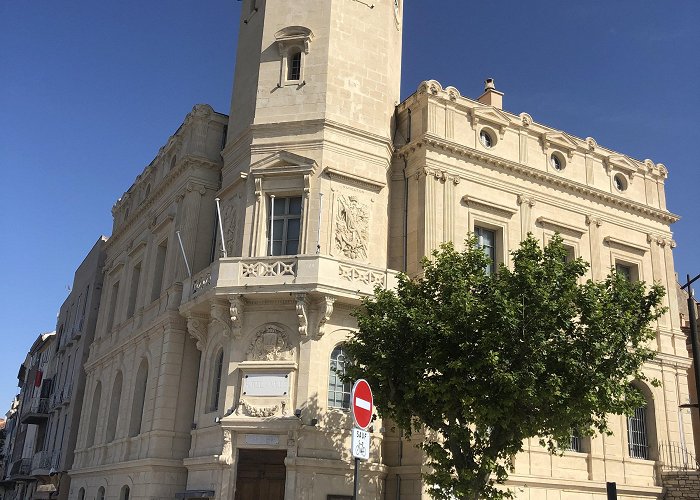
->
66, 1, 693, 499
2, 332, 56, 500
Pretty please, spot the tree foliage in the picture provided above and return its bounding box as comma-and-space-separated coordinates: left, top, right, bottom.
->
344, 234, 665, 500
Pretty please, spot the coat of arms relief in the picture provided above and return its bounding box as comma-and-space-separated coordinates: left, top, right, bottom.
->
246, 325, 294, 361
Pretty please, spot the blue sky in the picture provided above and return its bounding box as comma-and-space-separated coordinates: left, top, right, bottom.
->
1, 0, 698, 409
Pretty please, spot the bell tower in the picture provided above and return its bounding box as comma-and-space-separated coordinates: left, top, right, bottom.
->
227, 0, 403, 141
222, 0, 404, 267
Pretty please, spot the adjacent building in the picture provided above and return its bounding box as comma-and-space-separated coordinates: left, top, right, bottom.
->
0, 238, 106, 500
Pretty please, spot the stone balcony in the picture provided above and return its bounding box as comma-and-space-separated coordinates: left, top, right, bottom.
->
181, 255, 399, 310
20, 398, 50, 424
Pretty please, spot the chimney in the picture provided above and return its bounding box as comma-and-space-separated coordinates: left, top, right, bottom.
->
477, 78, 503, 110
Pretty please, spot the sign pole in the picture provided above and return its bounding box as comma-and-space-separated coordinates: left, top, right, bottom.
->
353, 457, 360, 500
350, 380, 373, 500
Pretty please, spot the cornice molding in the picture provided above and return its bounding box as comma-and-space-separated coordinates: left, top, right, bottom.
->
462, 195, 517, 216
536, 217, 587, 236
324, 167, 385, 192
603, 236, 648, 254
399, 134, 679, 225
400, 80, 670, 182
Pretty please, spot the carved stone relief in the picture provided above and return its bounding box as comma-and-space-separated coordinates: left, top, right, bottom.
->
222, 198, 239, 257
247, 325, 294, 361
317, 296, 335, 338
209, 299, 231, 337
334, 194, 369, 261
235, 400, 284, 418
220, 429, 233, 465
296, 294, 308, 337
186, 314, 208, 351
229, 295, 244, 339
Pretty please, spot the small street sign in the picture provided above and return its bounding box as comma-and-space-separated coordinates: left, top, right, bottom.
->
352, 427, 370, 460
351, 379, 373, 430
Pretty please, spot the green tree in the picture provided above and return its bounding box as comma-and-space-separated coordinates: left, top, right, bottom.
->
344, 234, 664, 500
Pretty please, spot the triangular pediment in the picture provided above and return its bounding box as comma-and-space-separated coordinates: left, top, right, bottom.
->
472, 106, 511, 128
250, 151, 317, 177
606, 154, 639, 174
543, 131, 578, 150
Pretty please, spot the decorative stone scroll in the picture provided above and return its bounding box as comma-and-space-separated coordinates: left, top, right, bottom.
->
229, 295, 244, 339
296, 294, 308, 337
247, 325, 294, 361
209, 299, 231, 337
317, 296, 335, 338
186, 313, 208, 351
335, 194, 369, 261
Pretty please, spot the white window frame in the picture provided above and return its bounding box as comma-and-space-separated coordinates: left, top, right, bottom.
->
275, 27, 314, 87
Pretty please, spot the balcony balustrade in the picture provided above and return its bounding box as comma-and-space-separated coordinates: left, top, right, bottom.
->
182, 255, 398, 305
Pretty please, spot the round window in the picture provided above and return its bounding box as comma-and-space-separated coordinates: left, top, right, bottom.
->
479, 130, 493, 148
614, 173, 627, 192
550, 153, 565, 171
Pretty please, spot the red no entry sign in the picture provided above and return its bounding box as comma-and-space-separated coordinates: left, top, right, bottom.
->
351, 379, 373, 430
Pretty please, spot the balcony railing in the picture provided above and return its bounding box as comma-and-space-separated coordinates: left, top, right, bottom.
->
31, 450, 56, 474
50, 385, 72, 409
20, 398, 50, 424
181, 255, 399, 304
659, 442, 700, 471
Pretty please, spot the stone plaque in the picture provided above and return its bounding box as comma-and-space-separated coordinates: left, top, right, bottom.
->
242, 373, 289, 397
245, 434, 280, 446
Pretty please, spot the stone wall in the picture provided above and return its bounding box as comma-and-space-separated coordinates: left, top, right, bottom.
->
662, 471, 700, 499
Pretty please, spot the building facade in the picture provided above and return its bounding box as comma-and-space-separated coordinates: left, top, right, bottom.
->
63, 1, 693, 499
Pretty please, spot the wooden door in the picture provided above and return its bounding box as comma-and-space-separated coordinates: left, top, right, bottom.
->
234, 449, 286, 500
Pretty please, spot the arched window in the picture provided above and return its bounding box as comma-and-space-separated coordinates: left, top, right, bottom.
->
287, 50, 302, 81
170, 155, 177, 171
628, 403, 649, 459
627, 383, 656, 460
106, 371, 123, 442
328, 345, 351, 409
78, 487, 85, 500
129, 359, 148, 437
98, 486, 105, 500
209, 349, 224, 412
120, 485, 130, 500
86, 382, 101, 447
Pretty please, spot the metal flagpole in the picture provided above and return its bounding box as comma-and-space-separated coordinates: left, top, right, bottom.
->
176, 230, 192, 277
215, 198, 227, 258
269, 195, 276, 256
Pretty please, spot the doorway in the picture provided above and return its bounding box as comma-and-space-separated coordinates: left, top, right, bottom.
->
234, 449, 286, 500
